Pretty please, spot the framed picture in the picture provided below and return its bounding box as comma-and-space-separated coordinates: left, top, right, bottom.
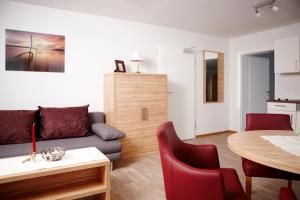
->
5, 29, 65, 73
114, 60, 126, 72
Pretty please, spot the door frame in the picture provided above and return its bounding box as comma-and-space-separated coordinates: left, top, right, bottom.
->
239, 49, 274, 131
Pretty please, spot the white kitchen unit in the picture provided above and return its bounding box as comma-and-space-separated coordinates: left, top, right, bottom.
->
267, 101, 300, 130
274, 36, 300, 74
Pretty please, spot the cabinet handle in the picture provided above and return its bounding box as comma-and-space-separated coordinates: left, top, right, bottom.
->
141, 108, 144, 121
141, 108, 149, 121
144, 108, 148, 121
274, 105, 286, 107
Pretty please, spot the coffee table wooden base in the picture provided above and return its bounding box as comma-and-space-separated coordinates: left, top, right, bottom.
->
0, 162, 110, 200
0, 148, 110, 200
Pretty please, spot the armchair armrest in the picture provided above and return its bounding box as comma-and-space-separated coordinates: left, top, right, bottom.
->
169, 157, 225, 200
178, 143, 220, 168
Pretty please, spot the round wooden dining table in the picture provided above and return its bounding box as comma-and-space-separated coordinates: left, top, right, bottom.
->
227, 130, 300, 174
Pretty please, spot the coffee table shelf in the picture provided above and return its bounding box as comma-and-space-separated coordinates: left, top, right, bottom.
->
16, 181, 107, 200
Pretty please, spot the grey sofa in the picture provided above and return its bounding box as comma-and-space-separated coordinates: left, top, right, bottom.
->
0, 112, 122, 161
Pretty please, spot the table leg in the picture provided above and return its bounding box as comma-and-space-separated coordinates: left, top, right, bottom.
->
246, 176, 252, 200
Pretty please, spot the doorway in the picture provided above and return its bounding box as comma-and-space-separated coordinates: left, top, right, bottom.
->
241, 51, 275, 130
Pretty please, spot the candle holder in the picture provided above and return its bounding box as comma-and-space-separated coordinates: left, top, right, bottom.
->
22, 152, 36, 163
23, 123, 37, 164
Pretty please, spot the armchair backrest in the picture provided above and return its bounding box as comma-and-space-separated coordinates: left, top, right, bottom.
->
156, 121, 181, 154
156, 121, 184, 200
245, 113, 293, 131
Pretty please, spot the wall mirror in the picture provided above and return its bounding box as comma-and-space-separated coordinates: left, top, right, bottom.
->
203, 50, 224, 103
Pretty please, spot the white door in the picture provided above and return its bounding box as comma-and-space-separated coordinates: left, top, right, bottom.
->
159, 44, 195, 140
241, 55, 270, 130
249, 56, 270, 113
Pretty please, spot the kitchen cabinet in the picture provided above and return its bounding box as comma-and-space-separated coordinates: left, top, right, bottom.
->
275, 36, 300, 74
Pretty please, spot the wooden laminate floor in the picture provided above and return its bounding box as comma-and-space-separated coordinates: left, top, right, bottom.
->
111, 132, 300, 200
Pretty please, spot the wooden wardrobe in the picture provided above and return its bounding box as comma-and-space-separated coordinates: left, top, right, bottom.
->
104, 73, 167, 159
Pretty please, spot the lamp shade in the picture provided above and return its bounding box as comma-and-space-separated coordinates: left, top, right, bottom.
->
130, 51, 143, 62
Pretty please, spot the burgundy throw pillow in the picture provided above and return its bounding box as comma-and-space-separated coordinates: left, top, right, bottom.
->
39, 105, 89, 140
0, 110, 37, 145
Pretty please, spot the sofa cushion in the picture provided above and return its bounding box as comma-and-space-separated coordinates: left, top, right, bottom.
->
0, 135, 121, 160
0, 110, 37, 145
39, 105, 89, 140
92, 123, 125, 141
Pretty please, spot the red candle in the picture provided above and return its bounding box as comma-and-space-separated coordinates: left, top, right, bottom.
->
32, 123, 36, 153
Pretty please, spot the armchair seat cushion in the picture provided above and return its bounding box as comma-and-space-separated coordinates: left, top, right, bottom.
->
220, 168, 247, 200
242, 158, 300, 180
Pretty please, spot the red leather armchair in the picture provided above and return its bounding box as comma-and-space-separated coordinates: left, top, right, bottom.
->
279, 188, 297, 200
243, 113, 300, 198
156, 121, 247, 200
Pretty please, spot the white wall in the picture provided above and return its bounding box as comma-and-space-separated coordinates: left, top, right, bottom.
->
0, 1, 229, 135
229, 23, 300, 131
196, 50, 229, 134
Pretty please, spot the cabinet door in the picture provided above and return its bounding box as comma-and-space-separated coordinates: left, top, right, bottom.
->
141, 75, 167, 153
275, 36, 300, 73
115, 75, 143, 156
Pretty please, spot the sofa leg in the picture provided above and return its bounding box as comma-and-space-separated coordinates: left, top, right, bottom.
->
288, 180, 292, 189
246, 176, 252, 200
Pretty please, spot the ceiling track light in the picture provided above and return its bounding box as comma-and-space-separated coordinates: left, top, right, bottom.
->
254, 0, 279, 18
271, 4, 279, 12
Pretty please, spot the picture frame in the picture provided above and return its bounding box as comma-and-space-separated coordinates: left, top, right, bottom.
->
5, 29, 65, 73
114, 60, 126, 72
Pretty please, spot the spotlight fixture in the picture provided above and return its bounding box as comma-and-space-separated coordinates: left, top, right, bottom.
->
271, 4, 279, 11
254, 0, 279, 18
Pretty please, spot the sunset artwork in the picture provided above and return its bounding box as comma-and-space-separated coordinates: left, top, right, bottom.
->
6, 29, 65, 73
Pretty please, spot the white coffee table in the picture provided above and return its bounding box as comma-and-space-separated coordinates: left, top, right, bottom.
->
0, 147, 110, 200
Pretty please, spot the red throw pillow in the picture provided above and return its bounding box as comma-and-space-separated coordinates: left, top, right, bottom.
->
0, 110, 37, 145
39, 105, 89, 140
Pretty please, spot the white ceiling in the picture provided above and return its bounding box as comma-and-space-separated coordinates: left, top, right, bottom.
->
9, 0, 300, 38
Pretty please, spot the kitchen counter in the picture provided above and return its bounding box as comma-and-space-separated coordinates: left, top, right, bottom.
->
267, 99, 300, 104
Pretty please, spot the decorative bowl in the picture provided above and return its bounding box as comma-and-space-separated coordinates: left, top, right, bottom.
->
41, 147, 65, 161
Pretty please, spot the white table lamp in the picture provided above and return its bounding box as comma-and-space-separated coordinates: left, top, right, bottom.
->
130, 51, 144, 73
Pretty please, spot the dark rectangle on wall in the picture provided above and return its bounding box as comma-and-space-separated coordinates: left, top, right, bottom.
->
5, 29, 65, 73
